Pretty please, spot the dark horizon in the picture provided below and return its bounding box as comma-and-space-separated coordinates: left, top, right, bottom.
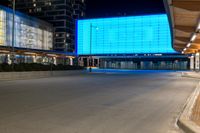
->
86, 0, 166, 18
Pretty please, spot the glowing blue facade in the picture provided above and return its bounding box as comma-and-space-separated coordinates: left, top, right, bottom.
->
77, 14, 176, 55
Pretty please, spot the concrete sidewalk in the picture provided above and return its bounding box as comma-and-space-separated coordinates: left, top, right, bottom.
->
180, 72, 200, 133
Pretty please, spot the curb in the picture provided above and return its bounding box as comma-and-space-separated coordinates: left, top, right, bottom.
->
0, 70, 86, 81
177, 77, 200, 133
181, 72, 200, 80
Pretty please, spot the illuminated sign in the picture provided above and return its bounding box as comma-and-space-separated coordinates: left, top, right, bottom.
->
77, 14, 176, 55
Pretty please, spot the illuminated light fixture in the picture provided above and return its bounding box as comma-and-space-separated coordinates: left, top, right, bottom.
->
66, 56, 75, 59
198, 22, 200, 30
191, 34, 197, 42
186, 43, 191, 47
24, 52, 36, 55
47, 54, 57, 57
183, 48, 187, 51
154, 54, 162, 56
0, 50, 10, 53
182, 51, 184, 54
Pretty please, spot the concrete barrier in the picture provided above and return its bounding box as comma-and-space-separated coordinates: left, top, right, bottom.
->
177, 78, 200, 133
0, 70, 86, 81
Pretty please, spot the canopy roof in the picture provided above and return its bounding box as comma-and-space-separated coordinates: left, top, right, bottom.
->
164, 0, 200, 54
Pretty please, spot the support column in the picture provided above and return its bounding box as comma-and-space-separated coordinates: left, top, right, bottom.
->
190, 55, 194, 70
78, 57, 84, 66
97, 58, 100, 67
195, 53, 200, 71
92, 58, 95, 67
53, 57, 57, 65
87, 58, 90, 67
104, 61, 107, 68
33, 55, 36, 63
7, 54, 12, 64
69, 57, 73, 66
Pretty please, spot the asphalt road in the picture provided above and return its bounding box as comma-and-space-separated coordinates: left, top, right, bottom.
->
0, 71, 198, 133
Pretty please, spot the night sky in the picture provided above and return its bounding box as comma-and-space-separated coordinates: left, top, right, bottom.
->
86, 0, 166, 18
0, 0, 166, 18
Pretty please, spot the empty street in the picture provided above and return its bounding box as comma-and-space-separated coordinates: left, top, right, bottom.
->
0, 71, 198, 133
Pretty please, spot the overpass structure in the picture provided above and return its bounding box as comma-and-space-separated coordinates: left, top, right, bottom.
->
164, 0, 200, 70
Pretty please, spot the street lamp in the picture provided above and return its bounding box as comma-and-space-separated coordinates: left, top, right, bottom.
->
89, 23, 98, 72
11, 0, 16, 70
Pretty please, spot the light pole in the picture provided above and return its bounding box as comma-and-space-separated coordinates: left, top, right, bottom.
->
89, 23, 98, 72
50, 57, 53, 76
11, 0, 16, 70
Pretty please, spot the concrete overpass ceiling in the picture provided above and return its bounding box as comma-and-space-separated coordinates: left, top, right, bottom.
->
164, 0, 200, 54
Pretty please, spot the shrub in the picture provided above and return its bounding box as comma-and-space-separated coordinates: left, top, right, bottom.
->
0, 63, 84, 72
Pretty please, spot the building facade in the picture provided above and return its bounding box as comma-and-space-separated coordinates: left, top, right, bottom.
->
99, 56, 189, 70
0, 5, 58, 64
0, 5, 53, 50
77, 14, 175, 55
77, 14, 190, 70
14, 0, 86, 53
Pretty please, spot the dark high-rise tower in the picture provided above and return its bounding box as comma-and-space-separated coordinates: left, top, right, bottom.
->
14, 0, 86, 53
0, 1, 11, 7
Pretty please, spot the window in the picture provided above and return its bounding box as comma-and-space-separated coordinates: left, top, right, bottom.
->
29, 9, 32, 13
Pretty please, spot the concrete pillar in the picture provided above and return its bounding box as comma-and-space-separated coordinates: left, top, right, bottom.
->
33, 55, 36, 63
80, 57, 84, 66
7, 54, 12, 64
104, 61, 107, 68
87, 58, 90, 67
190, 55, 194, 70
69, 57, 73, 66
78, 57, 83, 66
195, 53, 200, 71
141, 62, 144, 70
78, 57, 81, 66
53, 57, 57, 65
96, 58, 100, 67
92, 58, 95, 67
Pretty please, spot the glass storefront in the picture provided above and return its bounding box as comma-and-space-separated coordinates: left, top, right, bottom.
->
0, 5, 53, 50
99, 58, 189, 70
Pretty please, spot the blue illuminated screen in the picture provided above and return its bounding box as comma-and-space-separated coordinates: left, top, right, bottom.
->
77, 14, 175, 55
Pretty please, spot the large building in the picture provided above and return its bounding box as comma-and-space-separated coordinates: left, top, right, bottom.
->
77, 14, 175, 55
77, 14, 189, 70
0, 6, 53, 51
14, 0, 86, 53
0, 5, 73, 65
0, 1, 10, 7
